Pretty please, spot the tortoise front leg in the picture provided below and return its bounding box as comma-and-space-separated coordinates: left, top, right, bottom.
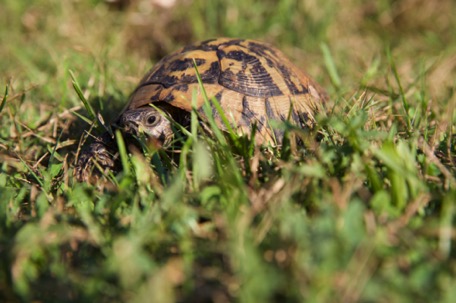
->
74, 132, 120, 182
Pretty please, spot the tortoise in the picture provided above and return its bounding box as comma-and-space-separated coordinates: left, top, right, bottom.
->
75, 38, 327, 181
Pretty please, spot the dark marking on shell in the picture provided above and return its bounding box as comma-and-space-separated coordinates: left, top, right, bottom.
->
183, 39, 218, 52
241, 96, 256, 126
144, 56, 219, 88
272, 128, 285, 143
168, 58, 206, 72
183, 38, 245, 53
278, 112, 288, 121
247, 41, 279, 57
264, 56, 276, 68
218, 39, 245, 48
212, 91, 224, 118
175, 83, 188, 92
199, 61, 220, 84
162, 92, 176, 102
149, 89, 163, 102
264, 98, 284, 141
181, 39, 217, 53
291, 108, 300, 124
247, 114, 267, 134
160, 75, 180, 87
264, 98, 277, 120
298, 112, 310, 128
217, 49, 283, 97
277, 64, 308, 95
146, 63, 167, 84
210, 99, 219, 119
144, 60, 184, 88
213, 90, 223, 102
224, 50, 255, 62
256, 116, 265, 132
174, 84, 189, 92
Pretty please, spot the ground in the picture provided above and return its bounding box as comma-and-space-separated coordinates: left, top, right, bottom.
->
0, 0, 455, 302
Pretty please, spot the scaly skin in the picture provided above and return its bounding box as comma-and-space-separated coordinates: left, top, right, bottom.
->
74, 132, 119, 182
118, 106, 174, 146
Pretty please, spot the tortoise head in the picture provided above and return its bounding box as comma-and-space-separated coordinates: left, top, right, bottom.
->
117, 106, 173, 146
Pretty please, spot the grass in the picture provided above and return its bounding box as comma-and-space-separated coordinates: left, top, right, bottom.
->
1, 0, 456, 302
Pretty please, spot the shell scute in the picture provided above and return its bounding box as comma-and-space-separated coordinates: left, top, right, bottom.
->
217, 44, 285, 97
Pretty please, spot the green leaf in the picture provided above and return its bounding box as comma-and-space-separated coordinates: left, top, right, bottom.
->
48, 163, 63, 179
297, 163, 326, 178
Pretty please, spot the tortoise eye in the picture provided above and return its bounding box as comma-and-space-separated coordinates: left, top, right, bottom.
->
146, 115, 157, 125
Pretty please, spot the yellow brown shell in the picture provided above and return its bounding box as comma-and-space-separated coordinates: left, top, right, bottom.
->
125, 38, 327, 144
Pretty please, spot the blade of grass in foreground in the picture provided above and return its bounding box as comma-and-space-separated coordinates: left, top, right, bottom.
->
0, 84, 8, 114
321, 43, 341, 90
191, 60, 247, 202
69, 69, 97, 122
191, 86, 198, 140
386, 48, 412, 132
116, 129, 131, 176
192, 59, 229, 145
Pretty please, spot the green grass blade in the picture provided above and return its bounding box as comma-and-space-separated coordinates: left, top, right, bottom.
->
0, 83, 8, 114
191, 87, 198, 140
192, 59, 228, 145
146, 103, 192, 139
18, 156, 44, 188
71, 109, 92, 125
69, 69, 97, 121
386, 48, 412, 131
115, 129, 130, 175
321, 43, 341, 89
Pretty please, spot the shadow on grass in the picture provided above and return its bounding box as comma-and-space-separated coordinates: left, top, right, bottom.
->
62, 94, 128, 164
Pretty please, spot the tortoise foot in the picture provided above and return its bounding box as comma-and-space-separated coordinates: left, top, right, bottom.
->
75, 141, 119, 182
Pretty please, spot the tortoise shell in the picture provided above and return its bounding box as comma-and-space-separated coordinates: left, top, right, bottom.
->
123, 37, 327, 144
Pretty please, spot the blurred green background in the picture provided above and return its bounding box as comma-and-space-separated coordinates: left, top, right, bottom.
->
1, 0, 455, 302
2, 0, 454, 101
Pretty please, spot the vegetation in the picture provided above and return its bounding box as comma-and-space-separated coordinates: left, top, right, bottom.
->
1, 0, 455, 302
